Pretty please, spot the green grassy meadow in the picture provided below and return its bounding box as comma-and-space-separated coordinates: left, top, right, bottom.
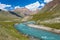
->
0, 22, 29, 40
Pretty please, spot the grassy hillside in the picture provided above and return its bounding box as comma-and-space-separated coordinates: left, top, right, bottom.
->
0, 10, 22, 21
0, 10, 29, 40
0, 22, 29, 40
30, 0, 60, 29
31, 4, 60, 21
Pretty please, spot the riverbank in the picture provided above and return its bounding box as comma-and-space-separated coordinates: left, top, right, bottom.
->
27, 24, 60, 34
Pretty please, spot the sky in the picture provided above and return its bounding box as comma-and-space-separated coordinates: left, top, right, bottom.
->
0, 0, 53, 11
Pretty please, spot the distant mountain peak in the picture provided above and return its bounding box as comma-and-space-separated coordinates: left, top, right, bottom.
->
14, 7, 39, 16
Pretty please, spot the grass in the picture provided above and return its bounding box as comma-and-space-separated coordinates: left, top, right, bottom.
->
30, 5, 60, 29
0, 22, 29, 40
40, 23, 60, 29
31, 12, 60, 21
30, 12, 60, 29
31, 4, 60, 21
0, 10, 29, 40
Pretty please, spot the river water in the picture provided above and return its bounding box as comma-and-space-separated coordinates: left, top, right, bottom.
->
14, 22, 60, 40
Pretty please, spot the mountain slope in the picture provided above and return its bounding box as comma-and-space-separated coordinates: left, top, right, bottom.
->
0, 9, 29, 40
31, 0, 60, 29
31, 0, 60, 21
14, 8, 39, 16
0, 9, 22, 21
39, 0, 60, 13
0, 22, 29, 40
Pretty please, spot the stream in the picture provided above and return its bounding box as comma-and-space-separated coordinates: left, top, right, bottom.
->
14, 22, 60, 40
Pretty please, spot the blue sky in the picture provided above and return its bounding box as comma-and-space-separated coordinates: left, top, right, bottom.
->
0, 0, 53, 11
0, 0, 44, 6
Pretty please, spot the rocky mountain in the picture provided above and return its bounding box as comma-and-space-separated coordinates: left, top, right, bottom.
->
39, 0, 60, 13
14, 8, 39, 16
0, 6, 39, 22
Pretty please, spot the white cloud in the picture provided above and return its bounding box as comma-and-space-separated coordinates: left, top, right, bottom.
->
25, 1, 41, 11
15, 6, 21, 9
41, 3, 45, 7
44, 0, 53, 3
0, 3, 11, 10
15, 6, 24, 9
6, 5, 11, 7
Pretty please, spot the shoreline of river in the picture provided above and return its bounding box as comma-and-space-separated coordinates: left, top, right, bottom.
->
27, 24, 60, 34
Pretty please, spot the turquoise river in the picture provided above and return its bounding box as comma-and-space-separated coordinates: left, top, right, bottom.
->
14, 22, 60, 40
